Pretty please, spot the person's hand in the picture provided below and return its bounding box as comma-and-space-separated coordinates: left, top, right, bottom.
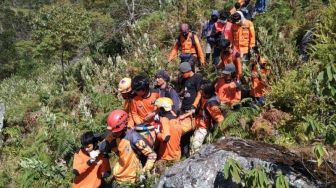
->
178, 114, 186, 120
154, 124, 160, 134
144, 112, 156, 122
96, 159, 103, 165
190, 106, 196, 114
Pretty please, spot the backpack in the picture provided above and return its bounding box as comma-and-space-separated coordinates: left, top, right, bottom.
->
126, 129, 154, 166
203, 20, 215, 38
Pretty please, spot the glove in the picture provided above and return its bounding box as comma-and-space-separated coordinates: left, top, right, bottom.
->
190, 105, 196, 114
163, 135, 171, 143
154, 123, 160, 134
89, 150, 100, 162
154, 114, 160, 121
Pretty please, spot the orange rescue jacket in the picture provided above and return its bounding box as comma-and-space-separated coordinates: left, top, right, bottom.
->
250, 57, 269, 97
130, 90, 160, 125
196, 97, 224, 129
215, 79, 241, 106
158, 116, 194, 161
214, 22, 233, 44
232, 20, 255, 54
72, 149, 110, 188
168, 32, 205, 65
219, 50, 242, 80
124, 100, 135, 128
112, 129, 157, 183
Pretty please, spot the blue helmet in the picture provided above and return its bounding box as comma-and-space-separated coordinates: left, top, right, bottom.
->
211, 10, 220, 18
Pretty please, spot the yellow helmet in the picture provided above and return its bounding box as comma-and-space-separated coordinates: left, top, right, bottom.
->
154, 97, 173, 111
118, 78, 132, 93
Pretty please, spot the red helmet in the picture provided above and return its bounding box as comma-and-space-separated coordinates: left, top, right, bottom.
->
106, 109, 128, 132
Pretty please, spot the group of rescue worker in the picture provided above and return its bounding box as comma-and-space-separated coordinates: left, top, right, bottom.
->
72, 0, 270, 187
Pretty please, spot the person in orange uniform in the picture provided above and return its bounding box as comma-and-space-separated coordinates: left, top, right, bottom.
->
208, 12, 233, 65
217, 38, 242, 81
118, 77, 135, 128
72, 131, 111, 188
231, 12, 255, 66
106, 109, 157, 185
130, 75, 160, 145
215, 63, 241, 106
153, 97, 194, 162
250, 50, 270, 106
191, 80, 224, 154
168, 23, 205, 66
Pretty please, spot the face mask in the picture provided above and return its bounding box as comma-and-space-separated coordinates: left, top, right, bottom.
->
211, 16, 218, 22
183, 32, 188, 37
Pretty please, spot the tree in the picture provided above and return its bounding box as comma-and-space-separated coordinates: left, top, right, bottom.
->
32, 4, 93, 86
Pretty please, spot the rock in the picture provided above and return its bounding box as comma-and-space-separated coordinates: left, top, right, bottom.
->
0, 103, 4, 132
156, 137, 336, 188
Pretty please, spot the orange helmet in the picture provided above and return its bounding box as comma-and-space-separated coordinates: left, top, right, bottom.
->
106, 109, 128, 132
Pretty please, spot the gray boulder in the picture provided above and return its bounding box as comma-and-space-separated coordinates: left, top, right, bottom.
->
0, 103, 4, 132
156, 137, 335, 188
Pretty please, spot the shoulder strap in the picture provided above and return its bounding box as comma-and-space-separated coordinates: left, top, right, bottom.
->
191, 32, 196, 46
177, 35, 181, 47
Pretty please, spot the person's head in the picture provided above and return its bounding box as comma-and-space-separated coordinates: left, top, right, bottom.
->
81, 131, 98, 153
179, 62, 193, 79
234, 2, 241, 9
106, 109, 128, 137
222, 63, 236, 82
180, 23, 189, 37
231, 12, 242, 25
118, 77, 132, 99
211, 10, 219, 22
200, 80, 215, 99
155, 70, 170, 88
132, 75, 150, 97
218, 11, 230, 24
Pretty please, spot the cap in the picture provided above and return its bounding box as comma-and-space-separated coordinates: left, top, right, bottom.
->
179, 62, 192, 73
211, 10, 220, 17
222, 63, 236, 74
155, 69, 170, 82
